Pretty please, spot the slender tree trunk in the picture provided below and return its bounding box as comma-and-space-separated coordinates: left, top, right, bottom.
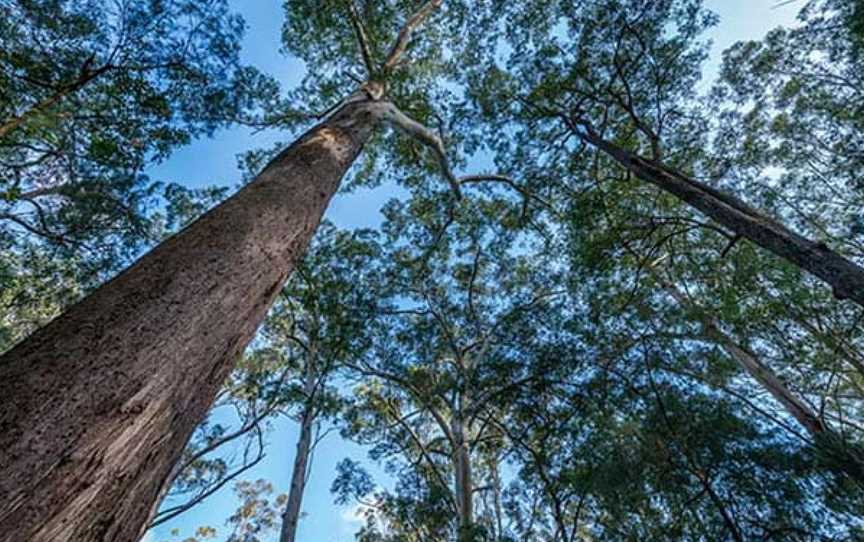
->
0, 90, 67, 139
489, 454, 504, 540
0, 96, 380, 542
452, 417, 474, 542
660, 279, 826, 435
581, 128, 864, 308
279, 362, 318, 542
0, 66, 110, 140
658, 276, 864, 484
279, 409, 315, 542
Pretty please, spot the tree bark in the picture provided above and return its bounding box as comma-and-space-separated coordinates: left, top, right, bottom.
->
580, 127, 864, 308
279, 361, 318, 542
452, 417, 474, 542
0, 97, 380, 542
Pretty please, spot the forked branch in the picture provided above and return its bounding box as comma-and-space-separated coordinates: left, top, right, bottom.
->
374, 102, 542, 205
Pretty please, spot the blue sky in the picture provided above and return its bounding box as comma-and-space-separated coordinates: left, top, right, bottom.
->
145, 2, 801, 541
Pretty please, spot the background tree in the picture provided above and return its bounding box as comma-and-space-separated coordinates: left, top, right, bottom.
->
463, 0, 864, 307
334, 194, 565, 541
0, 0, 262, 350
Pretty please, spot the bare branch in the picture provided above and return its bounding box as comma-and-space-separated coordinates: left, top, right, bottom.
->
149, 427, 266, 528
373, 101, 462, 196
382, 0, 443, 73
347, 0, 376, 75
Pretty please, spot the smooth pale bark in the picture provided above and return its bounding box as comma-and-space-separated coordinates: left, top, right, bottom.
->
279, 362, 318, 542
658, 276, 864, 484
489, 454, 504, 540
452, 415, 474, 542
279, 411, 313, 542
581, 128, 864, 308
0, 97, 380, 542
660, 280, 826, 436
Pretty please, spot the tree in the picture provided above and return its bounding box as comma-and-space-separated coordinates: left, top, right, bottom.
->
267, 224, 383, 542
0, 1, 507, 539
0, 0, 264, 353
463, 0, 864, 308
0, 0, 269, 268
336, 194, 564, 541
0, 93, 372, 542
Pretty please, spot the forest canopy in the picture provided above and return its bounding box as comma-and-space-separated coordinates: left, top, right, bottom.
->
1, 0, 863, 541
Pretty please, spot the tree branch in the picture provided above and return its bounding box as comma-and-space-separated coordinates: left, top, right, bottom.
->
382, 0, 443, 73
347, 0, 376, 75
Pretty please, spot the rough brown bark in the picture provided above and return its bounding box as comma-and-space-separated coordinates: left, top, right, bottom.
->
581, 127, 864, 308
0, 98, 380, 542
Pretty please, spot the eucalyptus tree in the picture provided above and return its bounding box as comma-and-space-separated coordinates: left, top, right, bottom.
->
464, 0, 864, 308
0, 0, 511, 539
552, 132, 864, 486
268, 224, 383, 542
0, 0, 259, 350
336, 194, 565, 541
713, 0, 864, 261
502, 356, 864, 541
148, 223, 383, 542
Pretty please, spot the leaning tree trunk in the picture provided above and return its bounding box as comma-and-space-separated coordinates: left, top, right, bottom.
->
581, 128, 864, 308
658, 275, 864, 484
0, 65, 110, 140
0, 96, 380, 542
658, 278, 826, 436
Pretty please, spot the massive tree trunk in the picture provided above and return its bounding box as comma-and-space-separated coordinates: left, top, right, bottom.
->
580, 127, 864, 308
279, 361, 318, 542
0, 96, 381, 542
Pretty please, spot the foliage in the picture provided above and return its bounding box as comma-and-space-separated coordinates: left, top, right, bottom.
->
17, 0, 864, 540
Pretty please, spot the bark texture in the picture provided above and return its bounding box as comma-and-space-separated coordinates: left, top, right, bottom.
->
0, 98, 380, 542
582, 128, 864, 308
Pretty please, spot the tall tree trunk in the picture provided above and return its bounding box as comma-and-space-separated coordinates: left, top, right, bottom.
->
279, 408, 315, 542
580, 127, 864, 308
279, 360, 318, 542
0, 96, 380, 542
